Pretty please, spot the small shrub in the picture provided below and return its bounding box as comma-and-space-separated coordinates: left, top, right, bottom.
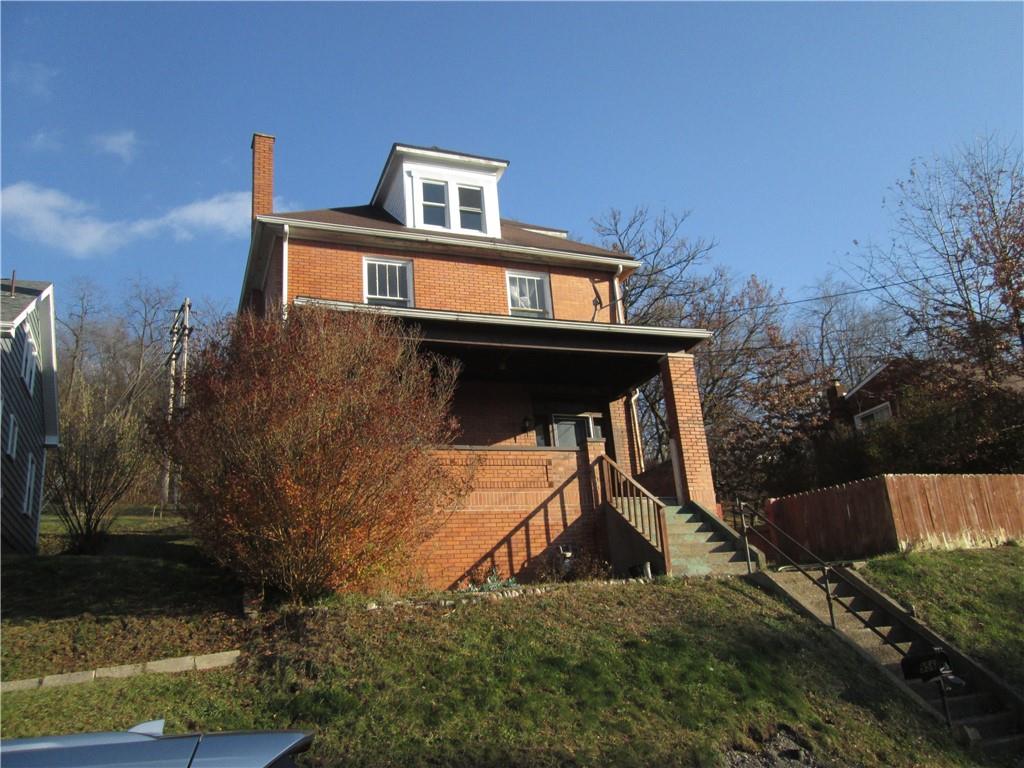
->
462, 565, 518, 592
156, 307, 473, 600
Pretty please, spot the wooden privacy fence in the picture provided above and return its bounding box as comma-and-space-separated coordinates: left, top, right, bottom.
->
764, 474, 1024, 562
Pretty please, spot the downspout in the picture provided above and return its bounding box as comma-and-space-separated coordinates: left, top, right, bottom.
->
612, 267, 646, 475
281, 224, 290, 319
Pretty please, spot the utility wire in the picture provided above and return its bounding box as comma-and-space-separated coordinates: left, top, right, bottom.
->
714, 263, 989, 315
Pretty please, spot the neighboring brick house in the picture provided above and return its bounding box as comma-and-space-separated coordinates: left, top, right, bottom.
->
237, 135, 720, 588
1, 279, 59, 554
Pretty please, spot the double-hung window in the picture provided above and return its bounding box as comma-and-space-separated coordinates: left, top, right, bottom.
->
457, 186, 484, 231
421, 181, 448, 227
365, 257, 413, 308
21, 329, 37, 396
506, 270, 551, 318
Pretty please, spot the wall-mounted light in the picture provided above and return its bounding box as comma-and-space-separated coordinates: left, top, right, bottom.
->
522, 416, 535, 431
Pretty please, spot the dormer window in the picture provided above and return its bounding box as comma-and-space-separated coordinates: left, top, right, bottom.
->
365, 256, 413, 307
373, 145, 506, 238
421, 181, 448, 227
458, 186, 484, 231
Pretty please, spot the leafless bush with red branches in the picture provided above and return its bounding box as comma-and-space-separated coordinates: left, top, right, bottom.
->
156, 306, 472, 599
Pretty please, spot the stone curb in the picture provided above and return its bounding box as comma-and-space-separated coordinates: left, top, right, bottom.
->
0, 649, 241, 694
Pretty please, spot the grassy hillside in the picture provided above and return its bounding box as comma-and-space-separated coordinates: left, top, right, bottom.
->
2, 571, 985, 767
860, 544, 1024, 694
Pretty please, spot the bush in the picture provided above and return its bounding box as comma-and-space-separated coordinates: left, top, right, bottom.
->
157, 307, 472, 599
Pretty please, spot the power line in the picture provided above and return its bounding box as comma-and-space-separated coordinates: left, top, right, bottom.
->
717, 263, 988, 315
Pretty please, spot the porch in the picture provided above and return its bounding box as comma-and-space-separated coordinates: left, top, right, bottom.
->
295, 297, 725, 587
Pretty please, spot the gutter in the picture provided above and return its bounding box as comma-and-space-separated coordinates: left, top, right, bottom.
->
255, 215, 642, 272
293, 296, 712, 341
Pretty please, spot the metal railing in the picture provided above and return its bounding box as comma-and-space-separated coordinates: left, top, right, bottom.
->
738, 503, 907, 657
596, 455, 670, 563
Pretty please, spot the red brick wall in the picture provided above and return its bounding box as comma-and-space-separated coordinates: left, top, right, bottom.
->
286, 240, 615, 322
418, 448, 602, 589
451, 380, 535, 447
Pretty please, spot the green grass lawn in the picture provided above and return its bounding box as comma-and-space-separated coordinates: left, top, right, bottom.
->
2, 573, 988, 767
2, 511, 246, 680
860, 544, 1024, 695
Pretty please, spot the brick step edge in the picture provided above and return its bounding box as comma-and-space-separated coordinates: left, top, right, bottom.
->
0, 650, 242, 693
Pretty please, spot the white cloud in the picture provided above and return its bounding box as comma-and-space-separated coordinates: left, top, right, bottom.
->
7, 62, 58, 98
1, 182, 251, 259
27, 130, 62, 152
92, 130, 140, 163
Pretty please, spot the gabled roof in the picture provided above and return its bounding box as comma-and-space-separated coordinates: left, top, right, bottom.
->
0, 278, 59, 445
1, 280, 52, 331
262, 205, 628, 261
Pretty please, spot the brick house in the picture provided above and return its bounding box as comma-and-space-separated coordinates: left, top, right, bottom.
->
237, 135, 746, 588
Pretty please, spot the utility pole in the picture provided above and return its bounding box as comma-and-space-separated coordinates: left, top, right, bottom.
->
160, 298, 192, 511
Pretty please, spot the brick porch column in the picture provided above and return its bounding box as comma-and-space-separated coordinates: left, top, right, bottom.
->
577, 437, 606, 512
606, 396, 640, 476
659, 353, 717, 512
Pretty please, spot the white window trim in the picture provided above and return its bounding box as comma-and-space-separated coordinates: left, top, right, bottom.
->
550, 413, 604, 447
456, 184, 485, 232
363, 256, 415, 308
23, 452, 36, 516
5, 412, 18, 459
853, 401, 893, 430
419, 180, 450, 230
506, 269, 553, 319
21, 328, 37, 396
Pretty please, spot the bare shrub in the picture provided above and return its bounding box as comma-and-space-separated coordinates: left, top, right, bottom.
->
156, 307, 472, 599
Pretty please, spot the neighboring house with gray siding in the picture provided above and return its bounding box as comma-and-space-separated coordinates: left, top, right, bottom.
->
1, 279, 59, 553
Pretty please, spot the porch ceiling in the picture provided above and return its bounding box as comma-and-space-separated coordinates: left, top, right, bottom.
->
424, 341, 661, 399
295, 297, 707, 399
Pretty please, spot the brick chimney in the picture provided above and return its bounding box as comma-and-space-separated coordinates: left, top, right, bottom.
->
825, 379, 847, 421
251, 133, 275, 220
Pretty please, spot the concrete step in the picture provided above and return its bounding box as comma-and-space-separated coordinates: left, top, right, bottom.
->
934, 692, 1005, 720
668, 538, 736, 556
980, 731, 1024, 758
952, 710, 1018, 739
672, 559, 751, 577
667, 527, 725, 545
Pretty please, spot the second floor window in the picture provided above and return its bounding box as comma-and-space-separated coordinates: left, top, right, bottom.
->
365, 257, 413, 308
21, 329, 37, 396
507, 270, 551, 318
422, 181, 448, 227
458, 186, 484, 231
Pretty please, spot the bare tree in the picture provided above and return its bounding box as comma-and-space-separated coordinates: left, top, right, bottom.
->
795, 275, 903, 388
48, 278, 176, 552
854, 135, 1023, 377
592, 206, 717, 326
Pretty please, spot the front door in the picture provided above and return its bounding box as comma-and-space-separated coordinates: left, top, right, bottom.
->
553, 416, 588, 449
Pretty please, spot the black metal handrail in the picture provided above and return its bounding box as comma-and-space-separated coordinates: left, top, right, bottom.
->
738, 503, 907, 657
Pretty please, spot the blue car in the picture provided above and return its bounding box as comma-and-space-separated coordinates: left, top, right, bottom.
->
0, 720, 312, 767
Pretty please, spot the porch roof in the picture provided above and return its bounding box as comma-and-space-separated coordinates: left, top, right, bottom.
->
294, 297, 711, 398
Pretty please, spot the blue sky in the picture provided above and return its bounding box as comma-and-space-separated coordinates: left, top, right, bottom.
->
2, 2, 1021, 314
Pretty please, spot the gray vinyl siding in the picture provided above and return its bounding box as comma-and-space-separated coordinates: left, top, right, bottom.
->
1, 308, 47, 554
